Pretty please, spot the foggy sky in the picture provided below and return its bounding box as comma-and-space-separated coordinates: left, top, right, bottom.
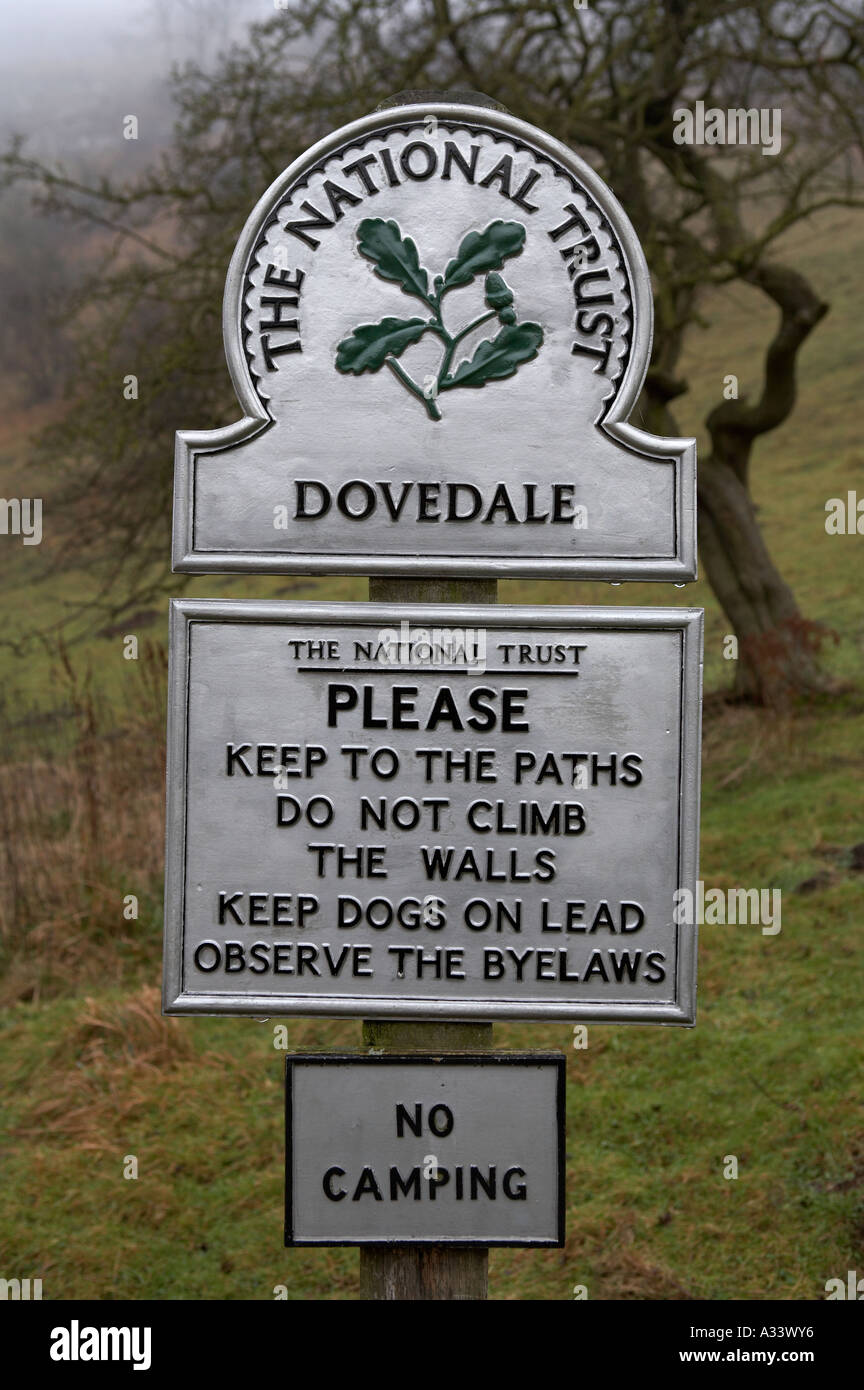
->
0, 0, 277, 156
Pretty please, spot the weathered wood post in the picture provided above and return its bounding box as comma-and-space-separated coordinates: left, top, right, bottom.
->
356, 118, 501, 1299
361, 573, 496, 1300
358, 1020, 492, 1300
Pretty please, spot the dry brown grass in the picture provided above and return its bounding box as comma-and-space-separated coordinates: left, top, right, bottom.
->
0, 640, 166, 1004
13, 985, 194, 1152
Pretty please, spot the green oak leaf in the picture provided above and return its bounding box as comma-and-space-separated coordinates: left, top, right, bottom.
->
441, 221, 526, 291
356, 218, 431, 302
335, 316, 429, 374
484, 272, 514, 309
440, 321, 544, 390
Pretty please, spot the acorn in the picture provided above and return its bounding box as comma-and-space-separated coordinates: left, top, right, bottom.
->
484, 272, 514, 309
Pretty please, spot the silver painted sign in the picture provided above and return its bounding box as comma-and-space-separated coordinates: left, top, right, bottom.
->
172, 102, 696, 581
163, 601, 701, 1022
284, 1054, 565, 1246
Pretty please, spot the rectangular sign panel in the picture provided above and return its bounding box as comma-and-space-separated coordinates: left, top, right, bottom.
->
284, 1054, 565, 1246
163, 601, 701, 1022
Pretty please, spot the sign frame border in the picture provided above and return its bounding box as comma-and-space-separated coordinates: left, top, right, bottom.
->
163, 599, 702, 1023
171, 100, 697, 582
283, 1051, 566, 1248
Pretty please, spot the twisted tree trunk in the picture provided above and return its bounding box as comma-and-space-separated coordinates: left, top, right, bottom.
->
645, 262, 835, 706
697, 263, 834, 704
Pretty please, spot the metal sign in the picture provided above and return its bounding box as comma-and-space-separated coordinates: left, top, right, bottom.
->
284, 1054, 565, 1247
172, 101, 696, 581
163, 601, 701, 1022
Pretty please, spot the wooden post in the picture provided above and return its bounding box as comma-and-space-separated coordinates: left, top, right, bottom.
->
359, 575, 496, 1300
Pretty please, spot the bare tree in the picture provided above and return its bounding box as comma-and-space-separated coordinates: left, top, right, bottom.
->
145, 0, 256, 63
0, 195, 75, 403
3, 0, 863, 700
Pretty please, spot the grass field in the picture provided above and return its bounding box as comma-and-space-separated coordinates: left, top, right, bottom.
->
0, 210, 862, 1300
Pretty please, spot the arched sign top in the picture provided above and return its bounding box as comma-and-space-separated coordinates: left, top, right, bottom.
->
174, 101, 695, 581
226, 104, 645, 427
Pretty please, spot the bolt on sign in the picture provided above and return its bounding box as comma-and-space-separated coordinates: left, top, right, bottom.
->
172, 101, 696, 581
162, 602, 701, 1023
284, 1055, 565, 1246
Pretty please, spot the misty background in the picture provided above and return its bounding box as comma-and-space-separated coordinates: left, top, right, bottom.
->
1, 0, 271, 157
